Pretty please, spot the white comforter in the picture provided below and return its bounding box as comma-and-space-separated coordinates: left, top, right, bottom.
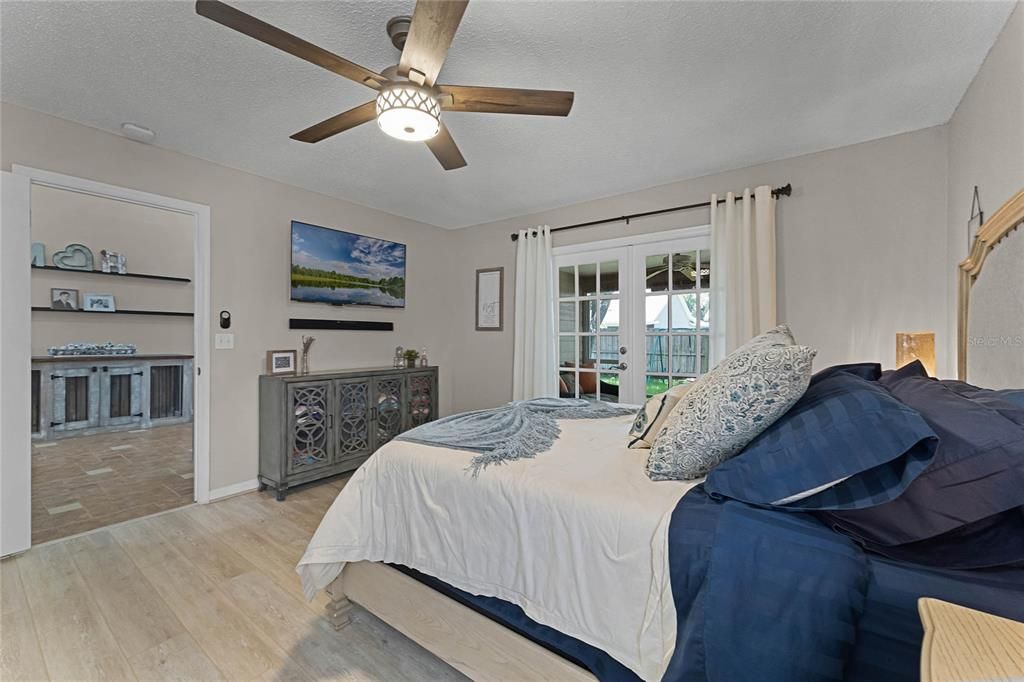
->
297, 414, 700, 681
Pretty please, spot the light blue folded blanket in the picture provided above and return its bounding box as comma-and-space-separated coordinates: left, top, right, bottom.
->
395, 397, 636, 475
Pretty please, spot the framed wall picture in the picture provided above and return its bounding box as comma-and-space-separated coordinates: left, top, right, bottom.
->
266, 349, 297, 375
475, 267, 504, 332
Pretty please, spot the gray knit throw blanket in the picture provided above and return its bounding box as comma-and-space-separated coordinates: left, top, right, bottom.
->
395, 397, 636, 475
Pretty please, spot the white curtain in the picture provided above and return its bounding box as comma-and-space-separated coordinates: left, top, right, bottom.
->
512, 225, 557, 400
710, 186, 777, 362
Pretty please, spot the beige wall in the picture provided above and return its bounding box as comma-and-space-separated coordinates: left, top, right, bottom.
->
30, 184, 194, 355
2, 102, 458, 492
6, 8, 1019, 489
946, 2, 1024, 367
447, 127, 951, 412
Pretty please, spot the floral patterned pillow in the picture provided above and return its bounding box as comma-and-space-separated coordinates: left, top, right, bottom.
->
627, 382, 694, 449
646, 329, 816, 481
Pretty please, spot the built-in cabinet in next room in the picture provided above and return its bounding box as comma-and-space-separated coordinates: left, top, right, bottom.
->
258, 366, 438, 500
31, 354, 194, 440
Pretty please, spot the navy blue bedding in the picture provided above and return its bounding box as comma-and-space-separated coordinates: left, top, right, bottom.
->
704, 365, 938, 510
400, 486, 1024, 681
395, 365, 1024, 681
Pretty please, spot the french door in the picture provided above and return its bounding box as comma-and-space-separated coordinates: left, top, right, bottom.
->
554, 230, 713, 405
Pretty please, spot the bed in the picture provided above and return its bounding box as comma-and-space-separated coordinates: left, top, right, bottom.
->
298, 189, 1024, 682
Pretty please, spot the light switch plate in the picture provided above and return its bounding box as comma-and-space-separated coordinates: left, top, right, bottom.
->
215, 333, 234, 350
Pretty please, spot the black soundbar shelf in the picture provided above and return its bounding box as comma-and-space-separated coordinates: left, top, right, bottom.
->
32, 265, 191, 283
32, 307, 193, 317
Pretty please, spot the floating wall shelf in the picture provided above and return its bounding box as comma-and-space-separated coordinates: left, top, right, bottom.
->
31, 265, 191, 283
31, 307, 193, 318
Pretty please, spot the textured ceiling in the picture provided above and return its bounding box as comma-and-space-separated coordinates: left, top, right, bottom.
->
1, 1, 1014, 228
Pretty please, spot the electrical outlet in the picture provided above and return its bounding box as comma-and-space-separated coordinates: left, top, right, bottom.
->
215, 333, 234, 350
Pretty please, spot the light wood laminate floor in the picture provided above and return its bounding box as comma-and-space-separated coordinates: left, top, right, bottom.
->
1, 477, 467, 681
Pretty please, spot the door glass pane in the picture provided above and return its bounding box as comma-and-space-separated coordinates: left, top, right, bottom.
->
599, 373, 619, 403
645, 255, 669, 292
599, 335, 619, 368
646, 335, 669, 372
597, 299, 618, 332
559, 336, 575, 366
698, 292, 710, 330
558, 369, 577, 397
700, 335, 710, 373
646, 375, 670, 398
600, 261, 619, 294
578, 371, 598, 398
579, 300, 599, 333
579, 263, 598, 297
579, 335, 597, 367
671, 251, 697, 291
672, 377, 696, 389
558, 266, 575, 298
672, 334, 697, 374
559, 302, 575, 332
699, 248, 712, 288
646, 295, 669, 332
671, 293, 697, 331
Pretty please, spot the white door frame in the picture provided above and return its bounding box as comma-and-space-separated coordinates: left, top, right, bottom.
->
552, 226, 711, 404
1, 171, 33, 556
11, 165, 212, 515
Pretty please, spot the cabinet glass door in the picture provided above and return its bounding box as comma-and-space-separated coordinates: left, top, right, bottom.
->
407, 372, 437, 428
286, 381, 333, 475
372, 375, 404, 448
333, 378, 372, 464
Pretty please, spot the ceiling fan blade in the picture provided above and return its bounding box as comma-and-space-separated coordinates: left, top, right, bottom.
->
425, 123, 467, 170
291, 101, 378, 143
439, 85, 574, 116
398, 0, 469, 86
195, 0, 385, 89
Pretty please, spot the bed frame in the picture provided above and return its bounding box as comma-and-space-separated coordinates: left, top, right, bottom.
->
957, 187, 1024, 380
326, 562, 595, 681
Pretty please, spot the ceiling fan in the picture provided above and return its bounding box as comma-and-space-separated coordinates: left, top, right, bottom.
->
195, 0, 575, 170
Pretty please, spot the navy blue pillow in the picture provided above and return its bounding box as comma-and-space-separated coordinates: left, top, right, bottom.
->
705, 367, 938, 509
822, 363, 1024, 546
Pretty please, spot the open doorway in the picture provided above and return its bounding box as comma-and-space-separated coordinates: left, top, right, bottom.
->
9, 166, 210, 549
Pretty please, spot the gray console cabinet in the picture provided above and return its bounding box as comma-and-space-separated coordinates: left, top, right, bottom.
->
259, 366, 438, 500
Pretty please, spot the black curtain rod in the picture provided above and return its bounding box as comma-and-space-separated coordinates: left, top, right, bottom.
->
510, 183, 792, 242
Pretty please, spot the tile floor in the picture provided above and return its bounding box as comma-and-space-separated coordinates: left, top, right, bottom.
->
31, 423, 193, 544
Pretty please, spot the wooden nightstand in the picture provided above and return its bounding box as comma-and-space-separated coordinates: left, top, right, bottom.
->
918, 598, 1024, 681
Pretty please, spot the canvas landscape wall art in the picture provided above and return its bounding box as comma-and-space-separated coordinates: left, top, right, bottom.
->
290, 221, 407, 308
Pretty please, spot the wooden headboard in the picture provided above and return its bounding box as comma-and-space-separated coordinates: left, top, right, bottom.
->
958, 188, 1024, 381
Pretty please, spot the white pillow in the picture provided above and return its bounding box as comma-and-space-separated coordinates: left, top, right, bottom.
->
627, 382, 693, 449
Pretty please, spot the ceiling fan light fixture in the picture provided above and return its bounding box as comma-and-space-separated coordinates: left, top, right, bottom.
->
375, 82, 441, 142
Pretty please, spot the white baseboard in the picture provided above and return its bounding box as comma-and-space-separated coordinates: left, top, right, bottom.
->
208, 478, 259, 502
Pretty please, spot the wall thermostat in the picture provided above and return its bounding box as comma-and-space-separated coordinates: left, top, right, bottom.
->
219, 310, 231, 329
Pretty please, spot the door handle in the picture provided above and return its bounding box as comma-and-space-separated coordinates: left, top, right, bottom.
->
614, 362, 628, 370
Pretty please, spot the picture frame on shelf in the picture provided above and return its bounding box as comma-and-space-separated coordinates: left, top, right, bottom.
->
266, 349, 298, 375
82, 293, 116, 312
475, 267, 504, 331
31, 243, 46, 267
50, 288, 79, 310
